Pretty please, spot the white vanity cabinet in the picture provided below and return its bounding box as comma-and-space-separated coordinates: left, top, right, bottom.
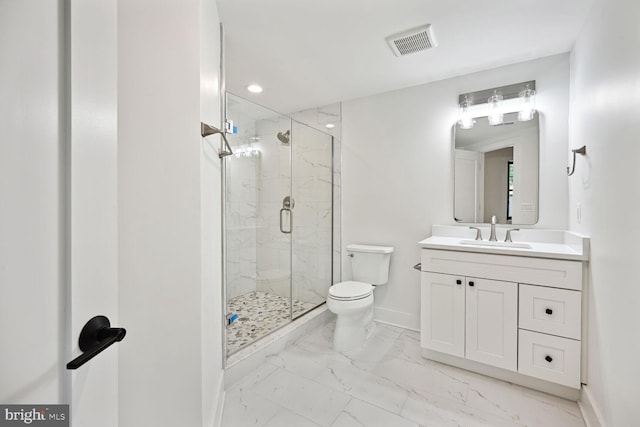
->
419, 247, 586, 393
421, 273, 517, 371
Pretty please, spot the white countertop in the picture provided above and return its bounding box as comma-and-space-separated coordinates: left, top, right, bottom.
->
418, 226, 590, 261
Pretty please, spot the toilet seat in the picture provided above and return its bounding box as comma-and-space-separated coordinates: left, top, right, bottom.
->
328, 281, 373, 301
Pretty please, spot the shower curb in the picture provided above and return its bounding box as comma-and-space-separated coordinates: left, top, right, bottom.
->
224, 305, 332, 388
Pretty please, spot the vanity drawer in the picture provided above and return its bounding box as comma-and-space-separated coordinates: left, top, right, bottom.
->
519, 284, 581, 339
518, 329, 580, 388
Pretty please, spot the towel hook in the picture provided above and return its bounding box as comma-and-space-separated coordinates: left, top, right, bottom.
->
567, 145, 586, 176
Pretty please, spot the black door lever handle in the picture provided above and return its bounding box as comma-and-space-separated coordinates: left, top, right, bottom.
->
67, 315, 126, 370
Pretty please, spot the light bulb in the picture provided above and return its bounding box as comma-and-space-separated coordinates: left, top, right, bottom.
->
457, 97, 475, 129
518, 87, 536, 121
488, 92, 504, 126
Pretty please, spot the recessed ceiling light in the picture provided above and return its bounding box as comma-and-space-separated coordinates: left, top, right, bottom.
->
247, 84, 263, 93
325, 123, 335, 129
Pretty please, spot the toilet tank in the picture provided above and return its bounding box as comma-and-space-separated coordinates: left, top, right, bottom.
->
347, 244, 394, 285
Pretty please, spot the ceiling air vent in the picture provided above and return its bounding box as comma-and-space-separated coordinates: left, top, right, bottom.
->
386, 24, 437, 57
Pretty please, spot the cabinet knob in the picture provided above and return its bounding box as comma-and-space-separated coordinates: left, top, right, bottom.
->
545, 308, 553, 315
545, 355, 553, 363
456, 279, 462, 285
468, 281, 475, 287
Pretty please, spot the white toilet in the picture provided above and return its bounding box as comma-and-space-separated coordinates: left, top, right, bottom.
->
327, 244, 393, 352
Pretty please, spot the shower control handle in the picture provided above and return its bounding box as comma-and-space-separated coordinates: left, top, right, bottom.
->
282, 196, 294, 209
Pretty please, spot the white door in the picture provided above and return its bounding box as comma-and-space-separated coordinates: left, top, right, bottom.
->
0, 1, 118, 425
465, 277, 517, 371
421, 272, 465, 357
454, 149, 484, 223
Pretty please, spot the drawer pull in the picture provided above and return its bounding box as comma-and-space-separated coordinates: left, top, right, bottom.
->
545, 355, 553, 363
545, 308, 553, 315
468, 281, 475, 287
456, 279, 462, 285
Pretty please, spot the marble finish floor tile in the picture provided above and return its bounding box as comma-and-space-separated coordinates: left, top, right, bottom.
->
227, 291, 317, 354
222, 321, 586, 427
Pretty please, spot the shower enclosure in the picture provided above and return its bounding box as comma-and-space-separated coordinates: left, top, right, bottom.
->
224, 93, 334, 355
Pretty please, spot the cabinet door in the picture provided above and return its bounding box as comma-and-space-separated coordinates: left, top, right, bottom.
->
421, 272, 465, 357
465, 277, 517, 371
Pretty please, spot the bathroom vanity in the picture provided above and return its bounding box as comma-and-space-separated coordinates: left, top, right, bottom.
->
418, 225, 589, 399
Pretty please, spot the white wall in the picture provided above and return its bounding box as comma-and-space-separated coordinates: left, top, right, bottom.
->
118, 0, 223, 425
569, 0, 640, 425
342, 54, 570, 329
0, 0, 65, 404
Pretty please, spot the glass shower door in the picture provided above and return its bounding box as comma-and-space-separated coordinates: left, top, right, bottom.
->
225, 93, 293, 355
291, 121, 334, 318
223, 93, 335, 356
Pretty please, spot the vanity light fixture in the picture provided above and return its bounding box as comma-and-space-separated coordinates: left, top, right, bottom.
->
457, 81, 536, 129
518, 85, 536, 121
487, 91, 504, 126
457, 96, 475, 129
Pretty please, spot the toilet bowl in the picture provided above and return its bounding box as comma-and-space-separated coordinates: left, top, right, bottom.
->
327, 244, 393, 352
327, 281, 374, 352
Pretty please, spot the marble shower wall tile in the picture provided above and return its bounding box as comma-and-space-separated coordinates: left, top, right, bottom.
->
291, 124, 334, 305
224, 107, 260, 300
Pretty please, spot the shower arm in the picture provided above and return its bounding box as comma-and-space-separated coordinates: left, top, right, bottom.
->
201, 122, 233, 158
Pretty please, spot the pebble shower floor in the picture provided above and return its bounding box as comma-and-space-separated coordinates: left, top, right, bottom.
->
226, 291, 316, 354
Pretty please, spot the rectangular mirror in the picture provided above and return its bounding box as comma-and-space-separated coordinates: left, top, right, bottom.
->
453, 111, 539, 224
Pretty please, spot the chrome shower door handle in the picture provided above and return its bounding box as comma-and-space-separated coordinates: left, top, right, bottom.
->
280, 195, 293, 234
279, 208, 292, 234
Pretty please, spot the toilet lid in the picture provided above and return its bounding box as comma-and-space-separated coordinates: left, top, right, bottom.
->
329, 281, 373, 301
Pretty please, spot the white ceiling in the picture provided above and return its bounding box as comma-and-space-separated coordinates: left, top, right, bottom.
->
217, 0, 594, 113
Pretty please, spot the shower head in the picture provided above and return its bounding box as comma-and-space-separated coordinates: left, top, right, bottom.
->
277, 130, 290, 144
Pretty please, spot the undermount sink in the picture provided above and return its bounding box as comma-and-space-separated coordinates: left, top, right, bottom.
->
459, 239, 532, 249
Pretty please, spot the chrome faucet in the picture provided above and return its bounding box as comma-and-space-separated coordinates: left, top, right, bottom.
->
489, 215, 498, 241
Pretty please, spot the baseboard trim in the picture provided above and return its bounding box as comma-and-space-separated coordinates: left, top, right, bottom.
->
207, 373, 225, 427
374, 318, 419, 332
579, 385, 606, 427
374, 306, 418, 330
214, 390, 225, 427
